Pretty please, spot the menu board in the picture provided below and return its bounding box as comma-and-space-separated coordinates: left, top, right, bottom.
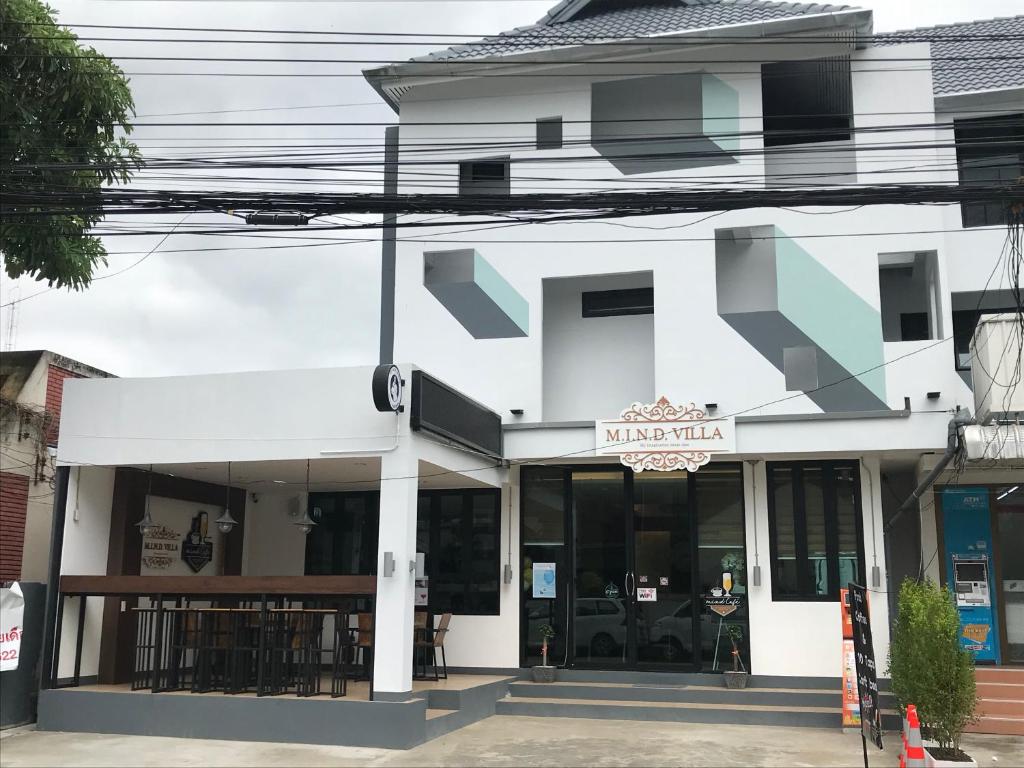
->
849, 583, 883, 750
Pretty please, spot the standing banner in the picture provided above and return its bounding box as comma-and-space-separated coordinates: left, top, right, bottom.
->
0, 582, 25, 671
840, 588, 860, 727
850, 582, 883, 761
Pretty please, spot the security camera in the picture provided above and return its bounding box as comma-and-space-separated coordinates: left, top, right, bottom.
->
250, 492, 259, 504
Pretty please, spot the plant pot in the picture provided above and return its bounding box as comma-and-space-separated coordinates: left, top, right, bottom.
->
924, 746, 977, 767
531, 665, 557, 683
723, 671, 749, 689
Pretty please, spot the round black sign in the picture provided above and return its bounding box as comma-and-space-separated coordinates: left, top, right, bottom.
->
372, 364, 404, 412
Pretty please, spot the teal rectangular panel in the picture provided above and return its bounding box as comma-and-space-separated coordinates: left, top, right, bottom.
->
774, 228, 886, 403
701, 73, 739, 154
474, 252, 529, 335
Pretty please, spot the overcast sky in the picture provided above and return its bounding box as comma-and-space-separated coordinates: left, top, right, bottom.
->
2, 0, 1021, 378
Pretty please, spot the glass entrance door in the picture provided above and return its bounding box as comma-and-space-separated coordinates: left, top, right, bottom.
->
633, 472, 695, 667
572, 469, 629, 666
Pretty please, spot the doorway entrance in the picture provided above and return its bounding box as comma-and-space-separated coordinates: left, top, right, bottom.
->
521, 464, 748, 672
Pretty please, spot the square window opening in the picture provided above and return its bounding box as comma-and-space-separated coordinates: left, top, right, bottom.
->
951, 289, 1020, 370
761, 57, 852, 147
878, 251, 941, 342
536, 117, 563, 150
458, 158, 511, 197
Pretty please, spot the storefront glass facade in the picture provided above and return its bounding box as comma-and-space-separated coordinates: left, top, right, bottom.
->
521, 463, 749, 672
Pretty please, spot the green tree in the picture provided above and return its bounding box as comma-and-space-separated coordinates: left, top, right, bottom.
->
888, 578, 977, 755
1, 0, 141, 288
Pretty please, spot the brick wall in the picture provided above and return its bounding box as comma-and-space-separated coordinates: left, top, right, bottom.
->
45, 365, 82, 446
0, 471, 29, 582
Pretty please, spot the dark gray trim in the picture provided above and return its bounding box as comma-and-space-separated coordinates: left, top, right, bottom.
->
445, 666, 522, 676
374, 690, 414, 702
379, 125, 399, 365
38, 689, 429, 749
39, 466, 70, 692
54, 675, 98, 688
504, 421, 593, 431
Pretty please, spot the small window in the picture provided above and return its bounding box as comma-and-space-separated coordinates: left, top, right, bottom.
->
955, 113, 1023, 228
536, 117, 563, 150
951, 290, 1020, 370
762, 57, 852, 147
581, 287, 654, 318
417, 489, 500, 616
305, 492, 379, 576
458, 158, 510, 197
878, 252, 941, 342
767, 461, 865, 601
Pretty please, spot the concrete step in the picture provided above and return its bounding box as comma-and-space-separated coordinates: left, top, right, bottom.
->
508, 680, 894, 709
496, 695, 903, 730
976, 697, 1024, 717
977, 681, 1023, 700
965, 715, 1024, 736
975, 667, 1024, 684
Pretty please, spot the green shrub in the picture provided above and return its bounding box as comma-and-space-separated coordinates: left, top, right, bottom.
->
888, 578, 977, 752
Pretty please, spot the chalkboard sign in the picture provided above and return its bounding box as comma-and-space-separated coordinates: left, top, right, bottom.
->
849, 583, 883, 751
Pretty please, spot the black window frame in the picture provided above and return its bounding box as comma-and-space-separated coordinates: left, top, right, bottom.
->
761, 56, 853, 147
954, 113, 1024, 229
458, 157, 511, 198
304, 490, 380, 577
418, 487, 501, 616
581, 287, 654, 318
766, 460, 866, 602
536, 116, 563, 150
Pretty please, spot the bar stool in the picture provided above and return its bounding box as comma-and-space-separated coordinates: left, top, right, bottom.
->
165, 606, 201, 692
131, 606, 158, 691
330, 608, 351, 698
351, 613, 374, 681
192, 608, 232, 693
225, 608, 261, 694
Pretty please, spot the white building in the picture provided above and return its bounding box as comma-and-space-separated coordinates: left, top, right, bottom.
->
36, 0, 1023, 746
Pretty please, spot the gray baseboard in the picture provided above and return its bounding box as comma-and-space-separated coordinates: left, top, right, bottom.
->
446, 666, 521, 677
38, 689, 429, 749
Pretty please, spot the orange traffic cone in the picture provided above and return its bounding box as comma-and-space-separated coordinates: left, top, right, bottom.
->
906, 704, 926, 768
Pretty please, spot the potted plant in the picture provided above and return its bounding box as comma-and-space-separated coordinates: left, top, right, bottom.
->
889, 579, 978, 766
722, 623, 749, 689
532, 624, 557, 683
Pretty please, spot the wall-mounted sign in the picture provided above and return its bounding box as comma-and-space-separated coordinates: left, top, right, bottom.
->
596, 397, 735, 472
142, 524, 180, 571
181, 510, 214, 573
372, 364, 405, 413
533, 562, 556, 599
415, 578, 429, 607
637, 587, 657, 602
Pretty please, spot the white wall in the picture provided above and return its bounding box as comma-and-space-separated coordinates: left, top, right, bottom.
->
745, 457, 890, 679
56, 466, 115, 680
542, 273, 654, 421
242, 492, 307, 576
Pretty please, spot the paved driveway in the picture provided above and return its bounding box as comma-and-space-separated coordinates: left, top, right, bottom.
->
2, 717, 1021, 767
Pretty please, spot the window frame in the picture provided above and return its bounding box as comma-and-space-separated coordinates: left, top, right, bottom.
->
766, 460, 866, 602
418, 487, 501, 616
761, 56, 853, 148
536, 116, 563, 150
954, 113, 1023, 229
457, 157, 511, 198
581, 286, 654, 318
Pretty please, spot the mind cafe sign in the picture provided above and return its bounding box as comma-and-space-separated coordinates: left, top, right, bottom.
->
596, 397, 735, 472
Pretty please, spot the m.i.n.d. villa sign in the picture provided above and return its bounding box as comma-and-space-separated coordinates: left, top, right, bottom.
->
595, 397, 736, 472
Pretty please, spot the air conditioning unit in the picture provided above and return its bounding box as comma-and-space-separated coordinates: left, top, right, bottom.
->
962, 423, 1024, 462
971, 313, 1024, 424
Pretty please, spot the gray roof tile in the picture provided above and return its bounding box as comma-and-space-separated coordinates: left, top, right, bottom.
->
876, 15, 1024, 96
416, 0, 857, 62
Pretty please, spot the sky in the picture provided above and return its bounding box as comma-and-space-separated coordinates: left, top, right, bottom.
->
2, 0, 1021, 378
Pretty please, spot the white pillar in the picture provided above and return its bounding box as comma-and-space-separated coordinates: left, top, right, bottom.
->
372, 443, 418, 698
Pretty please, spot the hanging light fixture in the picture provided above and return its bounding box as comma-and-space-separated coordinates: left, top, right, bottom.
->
295, 459, 316, 535
135, 465, 157, 537
215, 461, 239, 534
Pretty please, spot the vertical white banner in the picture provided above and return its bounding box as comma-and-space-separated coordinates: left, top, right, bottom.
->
0, 582, 25, 671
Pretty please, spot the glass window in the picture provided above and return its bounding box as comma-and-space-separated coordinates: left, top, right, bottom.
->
761, 57, 852, 146
418, 489, 500, 616
954, 113, 1023, 228
536, 117, 563, 150
767, 462, 864, 601
522, 466, 565, 545
305, 493, 379, 576
522, 467, 568, 667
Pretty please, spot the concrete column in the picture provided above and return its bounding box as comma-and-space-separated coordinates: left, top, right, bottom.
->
372, 443, 418, 699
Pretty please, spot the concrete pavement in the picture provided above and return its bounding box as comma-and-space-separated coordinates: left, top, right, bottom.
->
2, 716, 1022, 767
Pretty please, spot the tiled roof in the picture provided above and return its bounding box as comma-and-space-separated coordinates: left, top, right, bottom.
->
416, 0, 858, 62
875, 15, 1024, 96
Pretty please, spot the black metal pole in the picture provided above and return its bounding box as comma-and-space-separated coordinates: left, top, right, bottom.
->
378, 124, 399, 365
39, 465, 71, 692
861, 732, 869, 768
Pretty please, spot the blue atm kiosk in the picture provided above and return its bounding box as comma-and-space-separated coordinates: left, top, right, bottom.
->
942, 488, 1000, 663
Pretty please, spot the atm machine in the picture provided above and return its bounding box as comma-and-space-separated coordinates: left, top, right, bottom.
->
942, 488, 1000, 663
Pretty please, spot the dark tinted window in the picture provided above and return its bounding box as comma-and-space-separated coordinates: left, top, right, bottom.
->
537, 117, 563, 150
762, 57, 852, 147
582, 287, 654, 318
305, 492, 379, 576
458, 158, 511, 197
767, 461, 865, 601
418, 489, 500, 615
955, 113, 1024, 228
